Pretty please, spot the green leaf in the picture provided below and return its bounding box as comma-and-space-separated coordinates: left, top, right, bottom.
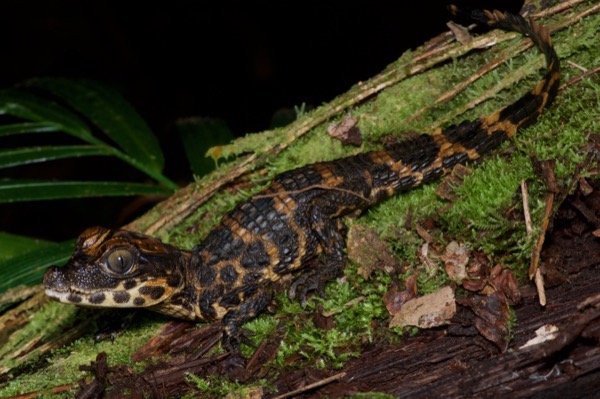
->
28, 78, 165, 174
0, 232, 53, 261
0, 145, 117, 169
0, 122, 62, 137
0, 238, 75, 293
177, 117, 234, 176
0, 180, 172, 203
0, 89, 95, 143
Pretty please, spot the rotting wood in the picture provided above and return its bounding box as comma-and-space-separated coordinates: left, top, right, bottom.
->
293, 259, 600, 398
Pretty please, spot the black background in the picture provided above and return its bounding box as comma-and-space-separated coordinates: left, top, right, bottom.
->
0, 1, 522, 240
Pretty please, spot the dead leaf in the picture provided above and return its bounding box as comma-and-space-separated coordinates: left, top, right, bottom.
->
459, 251, 522, 305
327, 113, 362, 145
490, 264, 522, 305
442, 241, 469, 282
462, 250, 489, 292
347, 225, 400, 279
389, 286, 456, 328
313, 311, 335, 331
383, 275, 417, 315
447, 20, 472, 45
464, 292, 511, 352
519, 324, 559, 349
415, 223, 434, 243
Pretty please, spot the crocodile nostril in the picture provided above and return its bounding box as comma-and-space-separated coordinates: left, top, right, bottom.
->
43, 266, 68, 290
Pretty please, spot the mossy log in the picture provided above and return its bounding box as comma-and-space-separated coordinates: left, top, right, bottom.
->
1, 1, 599, 397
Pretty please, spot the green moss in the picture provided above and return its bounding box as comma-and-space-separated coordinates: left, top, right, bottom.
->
243, 268, 391, 369
266, 293, 361, 369
0, 301, 78, 366
0, 311, 163, 397
185, 373, 274, 398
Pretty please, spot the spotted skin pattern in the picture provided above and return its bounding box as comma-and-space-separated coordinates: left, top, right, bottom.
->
44, 10, 560, 349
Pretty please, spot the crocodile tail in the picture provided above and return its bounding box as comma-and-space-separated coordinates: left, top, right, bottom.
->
467, 9, 560, 133
366, 9, 559, 203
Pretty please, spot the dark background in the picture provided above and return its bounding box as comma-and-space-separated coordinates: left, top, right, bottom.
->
0, 1, 522, 241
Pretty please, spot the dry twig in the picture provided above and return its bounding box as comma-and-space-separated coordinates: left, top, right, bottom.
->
273, 372, 347, 399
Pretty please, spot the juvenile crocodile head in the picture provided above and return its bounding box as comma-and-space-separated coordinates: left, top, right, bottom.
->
44, 227, 191, 316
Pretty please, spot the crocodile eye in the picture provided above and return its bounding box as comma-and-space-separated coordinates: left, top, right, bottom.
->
106, 249, 135, 274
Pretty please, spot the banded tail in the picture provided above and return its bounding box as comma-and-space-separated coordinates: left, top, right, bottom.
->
363, 9, 560, 204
